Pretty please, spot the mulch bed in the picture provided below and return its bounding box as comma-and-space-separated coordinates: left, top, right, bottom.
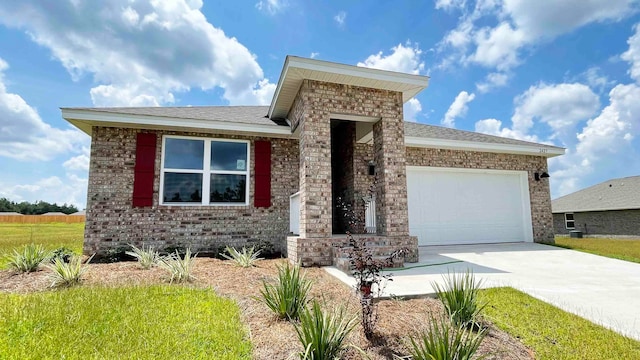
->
0, 258, 534, 359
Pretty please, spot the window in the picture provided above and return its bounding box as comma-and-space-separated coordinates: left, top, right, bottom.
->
160, 136, 249, 205
564, 213, 575, 229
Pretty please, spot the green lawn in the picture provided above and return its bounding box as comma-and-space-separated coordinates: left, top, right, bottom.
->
0, 286, 252, 359
0, 223, 84, 255
480, 287, 640, 359
554, 236, 640, 263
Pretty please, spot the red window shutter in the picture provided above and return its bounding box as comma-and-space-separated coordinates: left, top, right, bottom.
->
254, 140, 271, 208
133, 133, 156, 207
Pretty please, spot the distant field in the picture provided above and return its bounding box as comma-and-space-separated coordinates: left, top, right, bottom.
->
555, 236, 640, 264
0, 223, 84, 256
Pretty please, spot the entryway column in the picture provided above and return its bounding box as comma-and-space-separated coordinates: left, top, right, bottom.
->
372, 94, 410, 237
297, 99, 332, 238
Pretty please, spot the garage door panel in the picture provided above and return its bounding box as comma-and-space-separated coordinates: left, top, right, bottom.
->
407, 167, 533, 246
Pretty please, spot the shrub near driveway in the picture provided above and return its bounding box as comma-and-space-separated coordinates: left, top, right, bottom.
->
0, 286, 251, 359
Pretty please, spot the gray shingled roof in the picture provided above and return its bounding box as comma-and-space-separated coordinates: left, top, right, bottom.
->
64, 106, 281, 127
64, 105, 561, 150
404, 122, 562, 150
552, 176, 640, 213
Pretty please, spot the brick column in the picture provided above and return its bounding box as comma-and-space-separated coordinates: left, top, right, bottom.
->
297, 86, 332, 238
372, 95, 410, 237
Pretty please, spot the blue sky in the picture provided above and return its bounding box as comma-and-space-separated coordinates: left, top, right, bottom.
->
0, 0, 639, 208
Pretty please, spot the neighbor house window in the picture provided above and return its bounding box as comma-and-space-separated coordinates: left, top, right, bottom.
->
564, 213, 575, 229
160, 136, 249, 205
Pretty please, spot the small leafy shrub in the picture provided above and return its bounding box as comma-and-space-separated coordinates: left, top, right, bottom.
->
51, 246, 74, 263
104, 246, 130, 263
163, 245, 187, 257
346, 232, 404, 340
47, 254, 93, 288
5, 244, 51, 272
221, 246, 263, 267
126, 244, 160, 269
295, 300, 357, 360
158, 248, 197, 283
252, 239, 279, 258
407, 316, 487, 360
432, 271, 486, 327
260, 262, 311, 320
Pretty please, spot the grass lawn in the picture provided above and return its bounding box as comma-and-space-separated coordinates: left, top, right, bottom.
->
480, 287, 640, 359
0, 285, 251, 359
554, 236, 640, 263
0, 222, 84, 256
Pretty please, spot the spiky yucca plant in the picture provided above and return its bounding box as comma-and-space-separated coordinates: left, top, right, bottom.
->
5, 244, 51, 272
260, 262, 311, 321
126, 244, 160, 269
295, 300, 357, 360
221, 246, 263, 268
408, 316, 487, 360
432, 271, 486, 327
158, 248, 197, 283
47, 254, 93, 288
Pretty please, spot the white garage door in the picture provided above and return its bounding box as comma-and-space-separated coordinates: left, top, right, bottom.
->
407, 167, 533, 246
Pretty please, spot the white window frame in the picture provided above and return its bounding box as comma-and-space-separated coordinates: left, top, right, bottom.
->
159, 135, 250, 206
564, 213, 575, 230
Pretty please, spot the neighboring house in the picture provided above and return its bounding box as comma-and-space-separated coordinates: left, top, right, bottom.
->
62, 56, 564, 266
0, 212, 22, 215
70, 210, 86, 216
41, 212, 67, 216
552, 176, 640, 236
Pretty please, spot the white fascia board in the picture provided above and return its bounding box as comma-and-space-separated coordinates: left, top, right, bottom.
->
287, 56, 430, 88
62, 109, 293, 138
267, 56, 292, 119
405, 136, 566, 158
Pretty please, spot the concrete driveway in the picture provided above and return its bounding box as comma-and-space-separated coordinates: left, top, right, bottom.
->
325, 242, 640, 341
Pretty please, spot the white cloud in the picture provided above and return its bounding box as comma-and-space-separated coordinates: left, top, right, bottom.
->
575, 83, 638, 159
310, 52, 320, 59
512, 83, 600, 133
442, 91, 475, 127
0, 1, 275, 106
581, 66, 614, 92
471, 22, 526, 70
256, 0, 287, 14
357, 42, 425, 74
404, 98, 422, 122
439, 0, 637, 71
435, 0, 466, 11
0, 58, 88, 161
622, 23, 640, 83
63, 147, 90, 172
476, 72, 509, 93
334, 11, 347, 27
474, 118, 540, 142
0, 174, 88, 208
473, 82, 599, 144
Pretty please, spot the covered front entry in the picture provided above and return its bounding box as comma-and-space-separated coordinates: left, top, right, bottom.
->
406, 167, 533, 246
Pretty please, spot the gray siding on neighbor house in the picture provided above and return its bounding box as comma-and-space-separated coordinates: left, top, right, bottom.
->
84, 126, 299, 257
553, 209, 640, 236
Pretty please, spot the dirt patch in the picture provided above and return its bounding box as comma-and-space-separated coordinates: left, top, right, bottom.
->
0, 258, 533, 359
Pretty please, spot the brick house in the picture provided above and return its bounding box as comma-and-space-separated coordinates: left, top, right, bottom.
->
62, 56, 564, 266
552, 175, 640, 237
